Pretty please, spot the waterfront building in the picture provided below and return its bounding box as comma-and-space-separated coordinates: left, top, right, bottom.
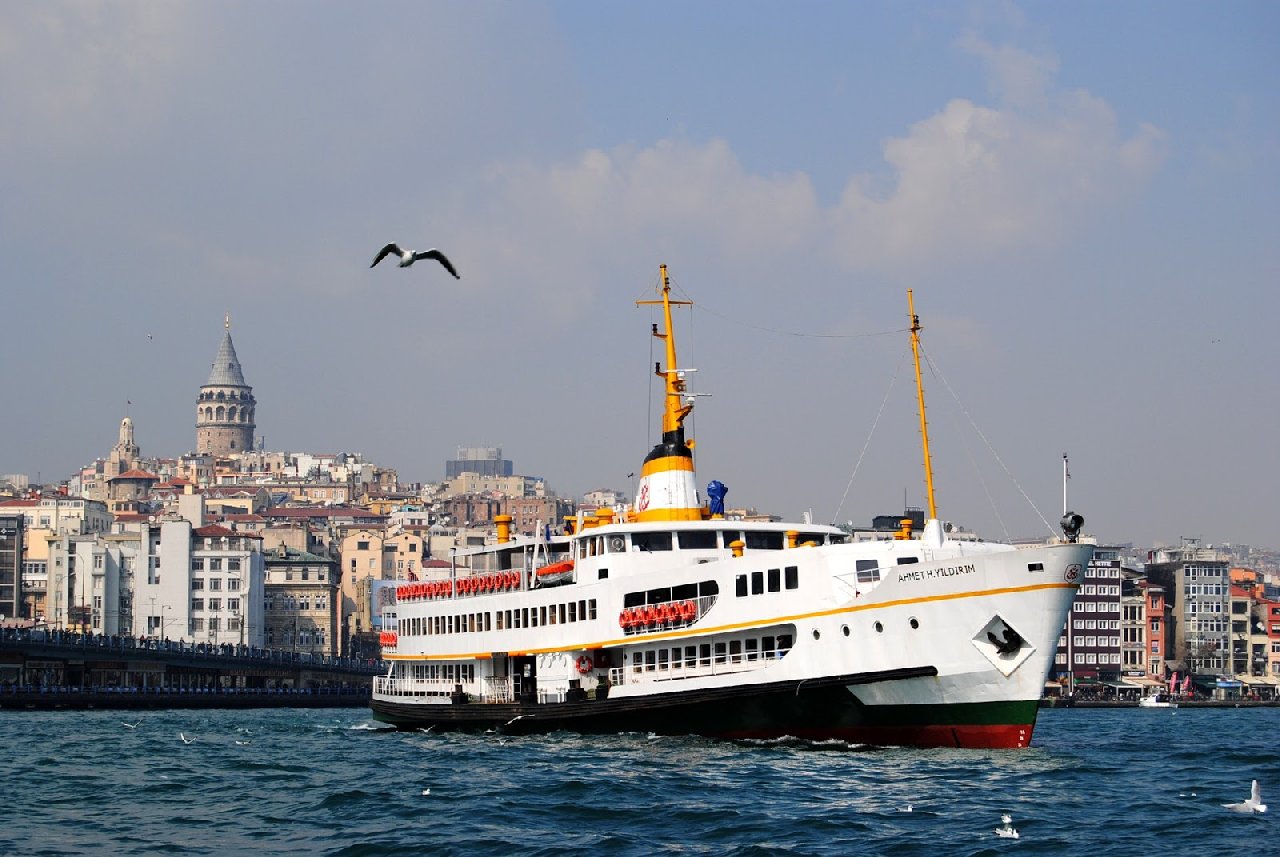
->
1143, 581, 1169, 679
338, 528, 386, 654
263, 544, 338, 657
195, 315, 256, 457
1054, 547, 1124, 692
0, 514, 22, 622
1146, 542, 1231, 675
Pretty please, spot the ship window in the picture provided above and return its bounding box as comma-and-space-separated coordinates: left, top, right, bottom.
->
588, 599, 597, 620
699, 580, 720, 598
745, 531, 784, 550
784, 566, 798, 589
541, 606, 550, 625
1027, 562, 1044, 572
729, 640, 742, 662
645, 650, 657, 672
658, 649, 669, 670
714, 642, 727, 664
676, 530, 717, 550
856, 559, 881, 583
647, 587, 672, 605
751, 571, 764, 595
719, 531, 742, 547
762, 636, 776, 658
745, 639, 759, 661
684, 645, 696, 666
632, 532, 673, 552
897, 556, 919, 565
767, 568, 781, 592
598, 568, 609, 580
631, 652, 642, 673
496, 612, 505, 630
558, 604, 567, 624
699, 644, 711, 667
735, 575, 748, 597
796, 532, 825, 546
624, 592, 644, 608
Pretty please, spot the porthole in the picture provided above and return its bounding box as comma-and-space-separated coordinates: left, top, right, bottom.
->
841, 624, 850, 637
873, 621, 884, 633
909, 617, 920, 630
812, 629, 821, 640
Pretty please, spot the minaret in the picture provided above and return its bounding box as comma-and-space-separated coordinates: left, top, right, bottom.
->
195, 314, 256, 456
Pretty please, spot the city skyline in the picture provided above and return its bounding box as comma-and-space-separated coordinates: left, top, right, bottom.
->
2, 3, 1276, 548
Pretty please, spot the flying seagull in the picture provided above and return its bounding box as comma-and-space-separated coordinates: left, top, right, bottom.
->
1223, 780, 1267, 814
371, 244, 460, 278
121, 720, 141, 729
178, 733, 194, 745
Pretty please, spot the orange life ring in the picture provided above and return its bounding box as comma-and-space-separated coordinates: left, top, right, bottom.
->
576, 655, 594, 674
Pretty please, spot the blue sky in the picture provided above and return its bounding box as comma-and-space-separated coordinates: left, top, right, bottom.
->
1, 2, 1276, 549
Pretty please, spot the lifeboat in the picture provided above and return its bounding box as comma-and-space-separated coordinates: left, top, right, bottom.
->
535, 560, 575, 587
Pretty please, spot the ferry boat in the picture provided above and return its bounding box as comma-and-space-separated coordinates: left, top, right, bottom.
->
370, 266, 1092, 748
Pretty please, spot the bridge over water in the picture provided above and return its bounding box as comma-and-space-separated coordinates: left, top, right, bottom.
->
0, 628, 383, 710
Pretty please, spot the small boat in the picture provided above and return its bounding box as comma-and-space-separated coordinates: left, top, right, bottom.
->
370, 265, 1094, 748
1139, 694, 1177, 708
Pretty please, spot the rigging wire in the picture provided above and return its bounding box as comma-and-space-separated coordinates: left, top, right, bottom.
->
919, 344, 1055, 537
668, 278, 906, 340
831, 346, 909, 526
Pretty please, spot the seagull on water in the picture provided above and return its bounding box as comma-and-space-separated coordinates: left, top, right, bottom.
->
121, 720, 141, 729
421, 788, 431, 796
178, 733, 194, 745
370, 244, 460, 278
994, 814, 1020, 839
1223, 780, 1267, 814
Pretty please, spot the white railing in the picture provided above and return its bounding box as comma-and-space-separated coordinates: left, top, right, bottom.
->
374, 676, 457, 699
483, 676, 513, 703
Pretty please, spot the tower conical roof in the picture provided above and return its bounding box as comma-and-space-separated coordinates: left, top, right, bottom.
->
206, 318, 247, 386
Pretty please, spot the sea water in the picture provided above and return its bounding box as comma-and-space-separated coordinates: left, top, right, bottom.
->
2, 706, 1273, 856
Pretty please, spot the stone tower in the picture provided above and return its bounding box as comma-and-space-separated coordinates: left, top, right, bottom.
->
195, 315, 256, 456
105, 415, 140, 481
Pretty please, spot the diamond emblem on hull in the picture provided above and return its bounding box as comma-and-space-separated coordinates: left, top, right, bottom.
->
973, 616, 1036, 677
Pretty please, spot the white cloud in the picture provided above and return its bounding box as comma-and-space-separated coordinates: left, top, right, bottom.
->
469, 39, 1165, 296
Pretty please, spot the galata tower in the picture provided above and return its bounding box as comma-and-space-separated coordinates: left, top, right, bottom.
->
195, 315, 256, 456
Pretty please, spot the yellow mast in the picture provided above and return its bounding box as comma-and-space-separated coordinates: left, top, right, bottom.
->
637, 264, 694, 434
908, 289, 938, 520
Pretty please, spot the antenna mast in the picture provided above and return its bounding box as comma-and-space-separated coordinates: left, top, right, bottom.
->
907, 290, 937, 520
